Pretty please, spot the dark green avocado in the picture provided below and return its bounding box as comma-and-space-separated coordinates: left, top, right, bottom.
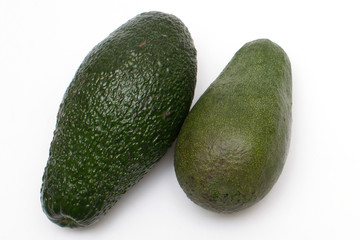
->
174, 39, 291, 213
41, 11, 197, 227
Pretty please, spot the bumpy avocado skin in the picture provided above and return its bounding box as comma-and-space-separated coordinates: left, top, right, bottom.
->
41, 11, 196, 227
174, 39, 291, 213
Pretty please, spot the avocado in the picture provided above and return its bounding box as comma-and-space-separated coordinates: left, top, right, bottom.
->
41, 11, 197, 227
174, 39, 291, 213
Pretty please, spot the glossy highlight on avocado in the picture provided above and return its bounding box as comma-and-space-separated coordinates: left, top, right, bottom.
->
41, 11, 197, 227
174, 39, 291, 213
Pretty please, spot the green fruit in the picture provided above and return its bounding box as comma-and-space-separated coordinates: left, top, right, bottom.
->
174, 39, 291, 213
41, 11, 197, 227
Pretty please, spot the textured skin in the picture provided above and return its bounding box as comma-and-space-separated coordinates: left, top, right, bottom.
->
41, 11, 197, 227
174, 39, 291, 213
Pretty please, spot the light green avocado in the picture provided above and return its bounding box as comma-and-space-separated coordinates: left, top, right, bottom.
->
174, 39, 291, 213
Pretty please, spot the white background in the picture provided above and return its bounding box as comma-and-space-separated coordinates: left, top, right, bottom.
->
1, 0, 359, 239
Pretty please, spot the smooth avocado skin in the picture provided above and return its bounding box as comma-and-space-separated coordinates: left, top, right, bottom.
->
174, 39, 291, 213
41, 11, 196, 227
